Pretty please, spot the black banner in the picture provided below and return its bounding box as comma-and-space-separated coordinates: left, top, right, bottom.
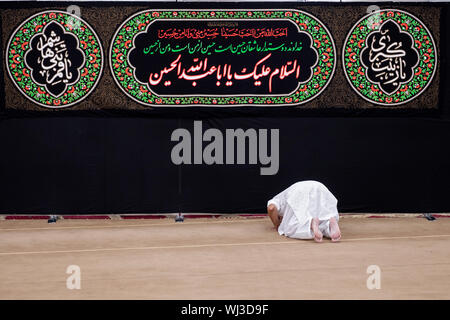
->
0, 2, 441, 111
0, 2, 449, 215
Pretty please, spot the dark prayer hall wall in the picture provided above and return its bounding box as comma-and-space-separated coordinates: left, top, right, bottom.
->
0, 2, 449, 214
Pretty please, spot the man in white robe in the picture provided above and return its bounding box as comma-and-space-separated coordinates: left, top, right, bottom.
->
267, 181, 341, 242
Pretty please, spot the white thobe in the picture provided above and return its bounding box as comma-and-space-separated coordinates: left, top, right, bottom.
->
267, 180, 339, 239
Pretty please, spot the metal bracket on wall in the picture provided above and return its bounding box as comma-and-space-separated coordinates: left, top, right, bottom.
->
423, 213, 437, 221
175, 213, 184, 222
47, 215, 60, 223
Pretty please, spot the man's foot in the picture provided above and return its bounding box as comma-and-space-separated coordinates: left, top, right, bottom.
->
329, 217, 341, 242
311, 218, 323, 243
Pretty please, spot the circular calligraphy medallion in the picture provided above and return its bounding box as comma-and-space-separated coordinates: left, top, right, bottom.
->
6, 10, 104, 108
343, 9, 437, 106
110, 9, 336, 107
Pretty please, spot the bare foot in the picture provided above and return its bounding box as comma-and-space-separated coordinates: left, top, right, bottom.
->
329, 217, 341, 242
311, 218, 323, 243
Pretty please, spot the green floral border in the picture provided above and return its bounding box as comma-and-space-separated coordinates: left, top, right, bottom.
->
6, 11, 103, 108
110, 10, 336, 106
343, 9, 437, 106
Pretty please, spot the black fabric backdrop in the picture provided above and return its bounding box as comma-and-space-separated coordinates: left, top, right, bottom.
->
0, 2, 449, 214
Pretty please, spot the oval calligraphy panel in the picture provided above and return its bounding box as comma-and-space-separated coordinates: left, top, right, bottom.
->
343, 9, 437, 106
5, 10, 104, 108
110, 9, 336, 107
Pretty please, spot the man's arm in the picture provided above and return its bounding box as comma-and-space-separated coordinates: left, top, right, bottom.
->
267, 204, 282, 230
